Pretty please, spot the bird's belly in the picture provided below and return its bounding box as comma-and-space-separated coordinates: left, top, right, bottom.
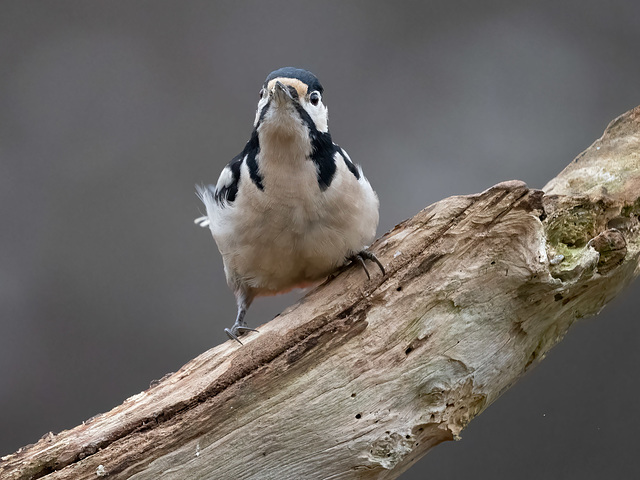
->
221, 207, 351, 293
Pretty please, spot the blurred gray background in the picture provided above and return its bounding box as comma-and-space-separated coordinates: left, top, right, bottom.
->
1, 1, 639, 478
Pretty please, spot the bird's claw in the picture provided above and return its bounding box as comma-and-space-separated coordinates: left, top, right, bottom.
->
353, 255, 370, 279
350, 250, 386, 279
225, 325, 259, 345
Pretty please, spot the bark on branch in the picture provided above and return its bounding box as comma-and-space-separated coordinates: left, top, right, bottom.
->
2, 106, 640, 480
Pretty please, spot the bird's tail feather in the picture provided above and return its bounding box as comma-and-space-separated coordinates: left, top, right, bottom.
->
194, 184, 216, 228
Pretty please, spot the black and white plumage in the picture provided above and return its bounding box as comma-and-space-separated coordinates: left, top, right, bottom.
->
196, 67, 384, 343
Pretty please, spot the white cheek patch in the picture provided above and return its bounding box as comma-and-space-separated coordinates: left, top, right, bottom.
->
301, 102, 328, 132
254, 98, 269, 126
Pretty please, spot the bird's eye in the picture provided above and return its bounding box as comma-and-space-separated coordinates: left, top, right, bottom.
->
259, 88, 265, 99
309, 91, 321, 106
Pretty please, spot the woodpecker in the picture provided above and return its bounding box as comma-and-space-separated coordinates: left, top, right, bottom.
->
196, 67, 384, 344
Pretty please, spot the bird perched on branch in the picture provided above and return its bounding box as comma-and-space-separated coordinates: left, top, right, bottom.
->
196, 67, 384, 344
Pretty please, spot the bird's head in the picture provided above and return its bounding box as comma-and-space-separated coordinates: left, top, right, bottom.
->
254, 67, 329, 136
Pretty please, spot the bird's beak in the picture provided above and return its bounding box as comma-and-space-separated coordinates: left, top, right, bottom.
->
271, 80, 293, 104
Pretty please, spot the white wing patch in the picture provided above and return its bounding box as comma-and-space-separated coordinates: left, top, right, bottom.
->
216, 163, 235, 191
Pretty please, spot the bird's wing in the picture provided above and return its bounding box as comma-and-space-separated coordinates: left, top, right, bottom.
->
195, 155, 244, 228
335, 145, 363, 181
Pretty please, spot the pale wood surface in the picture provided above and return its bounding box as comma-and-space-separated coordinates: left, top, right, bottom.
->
2, 106, 639, 480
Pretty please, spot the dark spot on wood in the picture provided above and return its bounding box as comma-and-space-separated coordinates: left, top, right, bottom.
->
406, 435, 411, 439
286, 336, 320, 364
403, 334, 432, 358
607, 217, 629, 230
33, 466, 56, 477
351, 393, 356, 398
355, 413, 362, 419
490, 261, 496, 265
337, 306, 354, 319
590, 228, 627, 274
415, 253, 445, 276
517, 189, 545, 215
396, 286, 402, 291
511, 320, 526, 338
554, 293, 563, 301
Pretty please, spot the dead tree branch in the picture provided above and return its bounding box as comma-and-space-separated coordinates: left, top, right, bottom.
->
2, 106, 640, 480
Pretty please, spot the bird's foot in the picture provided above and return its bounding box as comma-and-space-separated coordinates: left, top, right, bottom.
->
349, 250, 386, 280
225, 324, 259, 345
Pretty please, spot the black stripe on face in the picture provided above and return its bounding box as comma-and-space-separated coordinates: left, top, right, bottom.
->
294, 104, 337, 190
257, 99, 270, 125
245, 130, 264, 191
286, 85, 299, 100
238, 100, 269, 192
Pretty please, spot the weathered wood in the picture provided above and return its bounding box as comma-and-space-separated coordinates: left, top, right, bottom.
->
2, 106, 639, 480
